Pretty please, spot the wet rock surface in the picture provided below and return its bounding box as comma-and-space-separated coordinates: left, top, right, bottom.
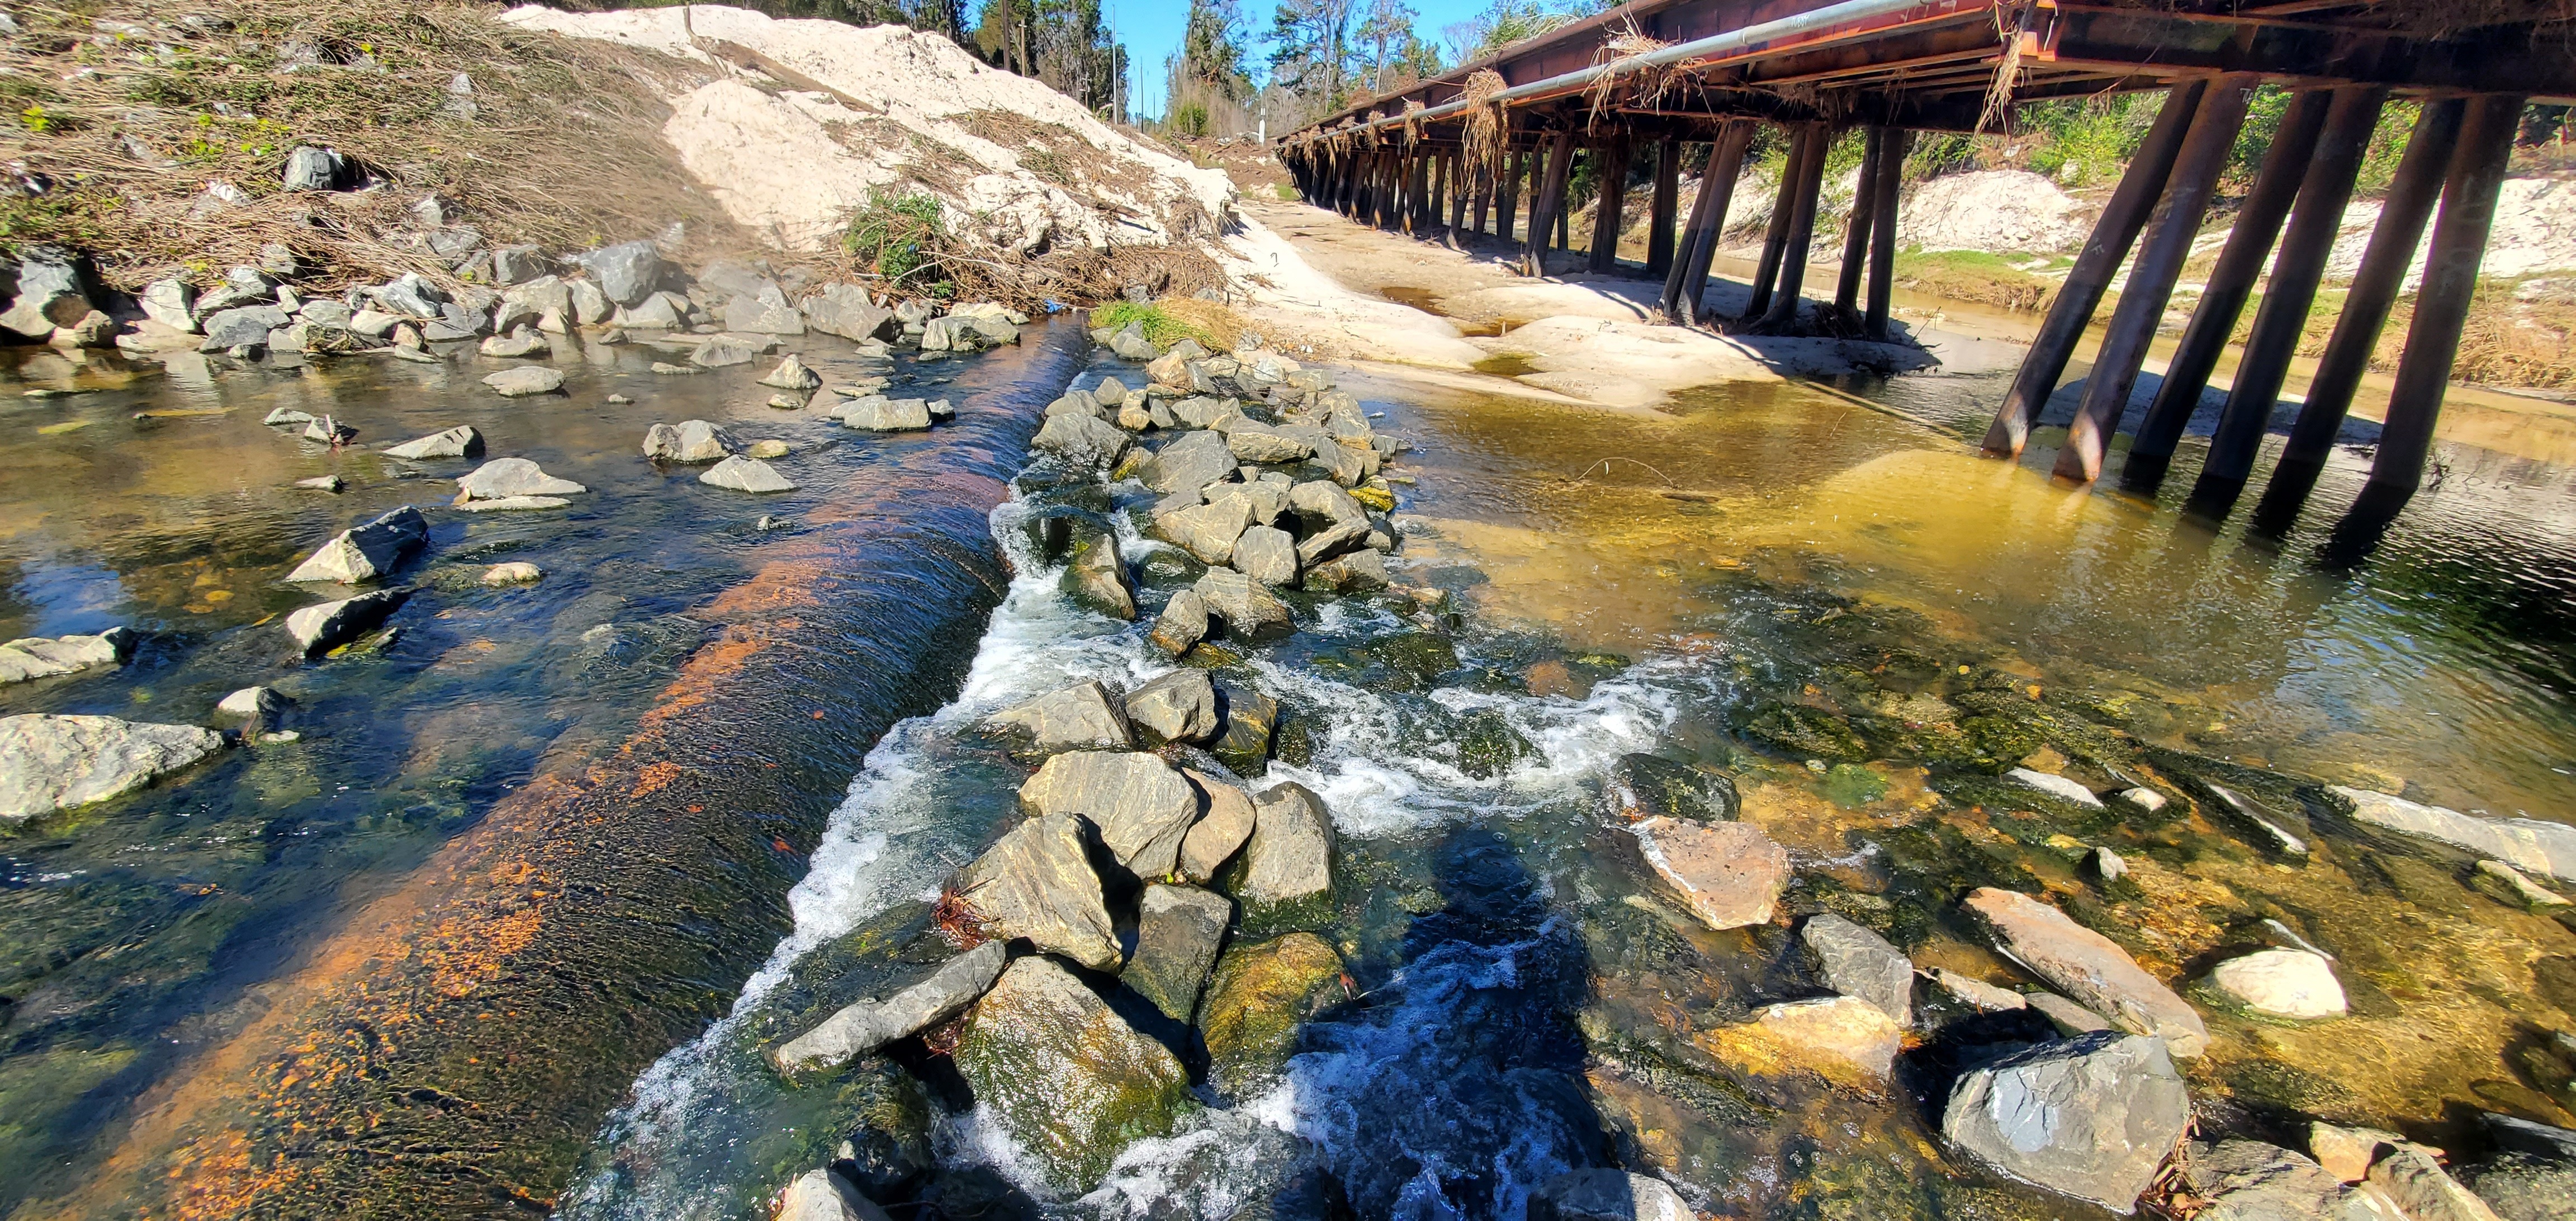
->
1966, 886, 2209, 1056
951, 956, 1193, 1194
0, 713, 225, 824
1632, 816, 1790, 930
1943, 1031, 2191, 1211
954, 812, 1119, 969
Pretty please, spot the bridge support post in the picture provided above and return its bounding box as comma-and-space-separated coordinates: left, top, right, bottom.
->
1472, 153, 1493, 236
2361, 91, 2525, 499
1647, 138, 1682, 275
1758, 122, 1831, 331
1524, 130, 1576, 277
1744, 124, 1814, 321
2124, 88, 2334, 488
1980, 80, 2206, 457
1864, 127, 1909, 341
2054, 73, 2258, 484
2181, 86, 2386, 511
1405, 151, 1426, 234
1669, 121, 1755, 325
1498, 149, 1524, 243
1589, 134, 1633, 273
1834, 126, 1886, 325
1380, 152, 1402, 229
1448, 151, 1468, 240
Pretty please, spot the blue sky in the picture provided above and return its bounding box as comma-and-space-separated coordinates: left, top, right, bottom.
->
1107, 0, 1494, 121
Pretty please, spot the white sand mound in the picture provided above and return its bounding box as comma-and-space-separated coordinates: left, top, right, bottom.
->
1899, 170, 2094, 254
500, 5, 1233, 255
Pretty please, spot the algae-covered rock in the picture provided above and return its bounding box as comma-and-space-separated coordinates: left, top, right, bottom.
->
1735, 701, 1868, 762
1454, 707, 1532, 780
1199, 932, 1350, 1099
1062, 524, 1136, 621
1698, 995, 1901, 1088
1600, 753, 1739, 823
953, 957, 1192, 1194
1209, 684, 1277, 776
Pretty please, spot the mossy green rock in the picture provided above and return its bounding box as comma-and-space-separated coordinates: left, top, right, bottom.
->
1455, 707, 1532, 779
1197, 932, 1349, 1100
952, 956, 1192, 1194
1736, 701, 1869, 762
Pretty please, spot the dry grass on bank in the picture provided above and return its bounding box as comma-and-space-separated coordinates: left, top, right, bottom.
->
2219, 279, 2576, 393
0, 0, 754, 289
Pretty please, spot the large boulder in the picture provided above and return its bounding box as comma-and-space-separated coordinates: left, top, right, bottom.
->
1230, 525, 1298, 586
1143, 430, 1238, 496
1063, 527, 1135, 620
285, 505, 428, 584
953, 812, 1119, 969
2334, 787, 2576, 884
1964, 887, 2207, 1056
1942, 1031, 2191, 1213
1242, 782, 1334, 911
1632, 816, 1790, 930
1531, 1170, 1694, 1221
1019, 751, 1199, 879
1152, 496, 1252, 565
1032, 412, 1131, 470
1123, 883, 1231, 1021
1601, 753, 1739, 822
987, 680, 1135, 754
577, 240, 664, 305
285, 588, 410, 656
770, 941, 1007, 1074
951, 956, 1193, 1194
803, 286, 893, 340
1192, 569, 1292, 641
837, 395, 932, 431
727, 295, 807, 335
1199, 932, 1348, 1099
0, 714, 225, 824
1125, 669, 1220, 745
1701, 995, 1902, 1087
1179, 768, 1256, 883
200, 304, 291, 350
1801, 915, 1914, 1026
459, 458, 585, 500
1149, 589, 1209, 658
0, 628, 135, 685
2209, 948, 2346, 1019
1209, 684, 1278, 777
385, 425, 484, 461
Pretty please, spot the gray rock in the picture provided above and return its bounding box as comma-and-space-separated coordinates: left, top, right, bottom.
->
892, 299, 936, 328
376, 272, 449, 318
758, 354, 821, 390
770, 941, 1007, 1073
0, 628, 135, 686
987, 680, 1134, 754
285, 588, 410, 656
2336, 787, 2576, 884
2370, 1144, 2506, 1221
1230, 525, 1298, 586
1180, 768, 1257, 883
1019, 751, 1198, 878
1243, 782, 1334, 909
1965, 887, 2207, 1056
2463, 1153, 2576, 1221
1943, 1032, 2191, 1213
1303, 550, 1390, 594
1227, 425, 1313, 464
687, 335, 756, 368
1930, 968, 2028, 1012
2028, 991, 2114, 1037
1046, 389, 1102, 419
1192, 569, 1292, 641
281, 145, 345, 191
1633, 816, 1791, 930
286, 505, 428, 583
803, 287, 893, 340
578, 240, 664, 305
1532, 1170, 1693, 1221
301, 415, 356, 446
2205, 782, 2310, 856
215, 685, 286, 720
1149, 589, 1209, 658
642, 420, 733, 463
1145, 430, 1237, 496
1125, 669, 1220, 745
1602, 753, 1739, 823
140, 277, 197, 332
2485, 1113, 2576, 1162
296, 300, 354, 329
837, 395, 931, 431
452, 496, 569, 514
1032, 411, 1131, 470
778, 1168, 892, 1221
0, 714, 225, 824
1199, 932, 1347, 1099
614, 292, 686, 330
1209, 685, 1277, 777
1063, 527, 1135, 620
1125, 883, 1231, 1021
916, 315, 985, 352
384, 425, 483, 461
955, 812, 1119, 969
2209, 948, 2345, 1019
1153, 496, 1251, 565
458, 457, 585, 499
2007, 767, 2104, 808
480, 328, 549, 358
2187, 1140, 2384, 1221
1802, 914, 1914, 1026
491, 245, 548, 285
482, 366, 565, 397
726, 294, 806, 335
567, 279, 612, 326
951, 955, 1191, 1194
199, 304, 291, 350
1093, 376, 1130, 405
699, 456, 797, 493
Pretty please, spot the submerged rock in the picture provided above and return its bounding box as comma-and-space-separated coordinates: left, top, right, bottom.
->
952, 956, 1192, 1195
482, 562, 543, 585
1018, 751, 1199, 879
285, 588, 410, 656
1125, 669, 1220, 745
1702, 995, 1901, 1087
1242, 782, 1334, 912
1124, 883, 1231, 1022
1179, 768, 1257, 883
987, 680, 1135, 754
1930, 968, 2028, 1012
770, 941, 1007, 1074
0, 713, 226, 824
1964, 887, 2207, 1056
2007, 766, 2104, 808
285, 505, 427, 584
2368, 1143, 2506, 1221
1632, 816, 1791, 931
2336, 787, 2576, 884
954, 812, 1119, 969
1199, 932, 1349, 1099
1530, 1170, 1694, 1221
2210, 948, 2346, 1019
1801, 914, 1914, 1026
0, 627, 135, 685
1601, 753, 1740, 823
1942, 1031, 2190, 1213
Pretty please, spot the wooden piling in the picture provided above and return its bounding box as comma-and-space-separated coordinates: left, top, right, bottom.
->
1646, 137, 1682, 275
1743, 124, 1813, 321
1864, 128, 1909, 341
1525, 130, 1576, 277
1498, 149, 1525, 243
1834, 126, 1886, 323
2125, 89, 2334, 479
1664, 121, 1754, 325
2268, 98, 2467, 474
1589, 135, 1633, 273
2184, 86, 2388, 502
1980, 81, 2206, 457
1448, 150, 1469, 238
1758, 124, 1831, 331
2364, 93, 2525, 498
1472, 152, 1493, 236
2053, 74, 2257, 484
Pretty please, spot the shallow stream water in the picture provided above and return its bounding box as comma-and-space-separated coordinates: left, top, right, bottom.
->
4, 315, 2575, 1220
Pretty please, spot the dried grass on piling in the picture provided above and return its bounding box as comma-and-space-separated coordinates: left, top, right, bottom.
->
1460, 69, 1511, 182
1583, 18, 1687, 132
